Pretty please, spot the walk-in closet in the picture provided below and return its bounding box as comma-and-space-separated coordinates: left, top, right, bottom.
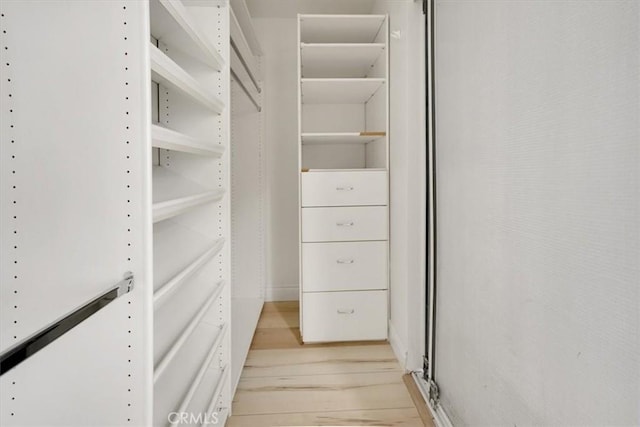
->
1, 0, 638, 426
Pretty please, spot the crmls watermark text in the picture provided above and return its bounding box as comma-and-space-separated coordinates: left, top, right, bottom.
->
168, 412, 220, 425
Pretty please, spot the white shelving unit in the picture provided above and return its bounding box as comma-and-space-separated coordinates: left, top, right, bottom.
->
149, 0, 231, 425
0, 2, 153, 424
229, 0, 266, 397
298, 14, 390, 343
1, 1, 263, 425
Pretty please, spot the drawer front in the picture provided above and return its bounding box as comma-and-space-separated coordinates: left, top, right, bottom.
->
302, 291, 388, 342
301, 206, 387, 242
302, 241, 387, 292
301, 171, 388, 207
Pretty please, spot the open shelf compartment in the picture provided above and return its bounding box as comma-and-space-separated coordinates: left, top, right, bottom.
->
300, 15, 386, 43
152, 124, 225, 157
301, 78, 385, 104
152, 166, 224, 223
150, 44, 224, 113
301, 132, 386, 145
150, 0, 224, 70
300, 43, 385, 78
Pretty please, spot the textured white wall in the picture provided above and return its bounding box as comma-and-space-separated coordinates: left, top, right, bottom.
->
253, 17, 301, 301
435, 1, 639, 424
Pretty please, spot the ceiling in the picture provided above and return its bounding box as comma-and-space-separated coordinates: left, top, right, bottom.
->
245, 0, 376, 18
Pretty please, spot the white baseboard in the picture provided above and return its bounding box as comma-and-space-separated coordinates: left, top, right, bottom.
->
388, 320, 409, 371
265, 285, 299, 302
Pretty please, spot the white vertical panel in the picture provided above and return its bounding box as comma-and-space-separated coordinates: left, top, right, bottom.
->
0, 1, 152, 425
435, 1, 639, 425
229, 4, 266, 396
252, 17, 301, 300
230, 78, 264, 300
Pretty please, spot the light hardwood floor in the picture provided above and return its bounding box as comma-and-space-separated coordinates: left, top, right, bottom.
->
228, 302, 433, 426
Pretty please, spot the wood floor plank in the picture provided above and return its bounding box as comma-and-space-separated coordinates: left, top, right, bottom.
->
229, 302, 431, 426
226, 408, 424, 426
261, 301, 299, 313
256, 310, 299, 329
251, 326, 388, 350
232, 371, 415, 416
403, 374, 436, 427
243, 345, 402, 377
250, 325, 303, 349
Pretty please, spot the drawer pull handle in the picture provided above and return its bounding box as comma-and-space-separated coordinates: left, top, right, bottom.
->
336, 186, 354, 191
336, 258, 355, 264
336, 221, 354, 227
337, 309, 355, 315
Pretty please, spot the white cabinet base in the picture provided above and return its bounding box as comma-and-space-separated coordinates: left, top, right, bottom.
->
302, 290, 388, 343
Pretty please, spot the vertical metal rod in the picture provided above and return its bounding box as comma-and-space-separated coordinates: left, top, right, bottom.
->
425, 0, 438, 384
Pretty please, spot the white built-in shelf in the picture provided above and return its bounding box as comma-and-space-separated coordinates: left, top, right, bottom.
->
150, 44, 224, 113
154, 284, 225, 381
301, 78, 385, 104
154, 238, 225, 306
153, 219, 219, 292
301, 43, 385, 78
153, 191, 224, 223
153, 165, 216, 202
229, 0, 263, 56
153, 166, 224, 223
182, 365, 227, 425
303, 168, 388, 172
154, 267, 225, 371
199, 369, 229, 424
170, 323, 228, 423
230, 7, 261, 92
152, 124, 225, 157
301, 132, 386, 145
150, 0, 224, 70
300, 15, 386, 43
153, 316, 223, 422
230, 48, 262, 112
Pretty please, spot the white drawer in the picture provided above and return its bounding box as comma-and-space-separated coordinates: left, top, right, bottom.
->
302, 290, 388, 342
302, 241, 387, 292
301, 171, 388, 207
301, 206, 387, 242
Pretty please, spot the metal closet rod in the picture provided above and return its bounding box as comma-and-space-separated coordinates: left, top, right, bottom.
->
0, 272, 134, 376
231, 67, 262, 112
